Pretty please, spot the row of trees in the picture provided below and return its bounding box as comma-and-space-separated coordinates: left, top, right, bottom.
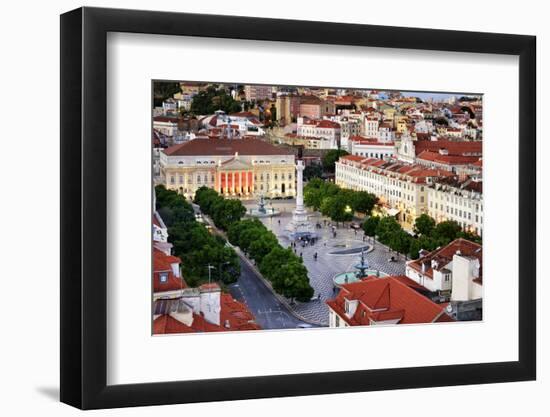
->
193, 186, 314, 302
227, 219, 314, 302
194, 187, 247, 230
362, 213, 482, 259
304, 178, 378, 223
155, 185, 240, 287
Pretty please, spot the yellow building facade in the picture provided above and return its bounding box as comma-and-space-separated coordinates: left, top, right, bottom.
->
160, 138, 296, 199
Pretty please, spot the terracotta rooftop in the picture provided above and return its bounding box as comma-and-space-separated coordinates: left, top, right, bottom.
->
153, 292, 261, 334
408, 238, 482, 281
417, 150, 481, 166
153, 249, 185, 293
414, 140, 482, 156
163, 138, 294, 157
326, 276, 453, 326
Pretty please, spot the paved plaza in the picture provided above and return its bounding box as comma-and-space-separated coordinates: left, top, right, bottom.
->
244, 199, 407, 325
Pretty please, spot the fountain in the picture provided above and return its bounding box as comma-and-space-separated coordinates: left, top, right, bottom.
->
332, 248, 388, 287
248, 194, 280, 218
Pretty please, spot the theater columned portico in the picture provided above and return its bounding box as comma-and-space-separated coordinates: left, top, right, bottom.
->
217, 156, 254, 197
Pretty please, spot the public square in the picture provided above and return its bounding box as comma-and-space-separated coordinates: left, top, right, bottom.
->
244, 199, 407, 325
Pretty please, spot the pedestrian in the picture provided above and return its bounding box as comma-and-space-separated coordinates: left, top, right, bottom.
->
300, 252, 303, 258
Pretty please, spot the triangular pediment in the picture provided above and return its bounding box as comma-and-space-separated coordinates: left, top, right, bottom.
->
220, 157, 252, 170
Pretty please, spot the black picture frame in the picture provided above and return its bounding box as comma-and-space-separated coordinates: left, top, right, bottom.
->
60, 6, 536, 410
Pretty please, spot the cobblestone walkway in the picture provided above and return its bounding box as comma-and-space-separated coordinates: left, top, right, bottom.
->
249, 201, 407, 325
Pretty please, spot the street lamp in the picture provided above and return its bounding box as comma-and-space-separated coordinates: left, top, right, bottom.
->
206, 264, 216, 284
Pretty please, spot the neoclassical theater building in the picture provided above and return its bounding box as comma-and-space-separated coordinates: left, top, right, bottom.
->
159, 138, 296, 199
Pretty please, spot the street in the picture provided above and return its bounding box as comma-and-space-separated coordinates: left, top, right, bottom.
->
228, 257, 317, 329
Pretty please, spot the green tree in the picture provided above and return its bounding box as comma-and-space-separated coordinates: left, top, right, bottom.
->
153, 82, 181, 106
270, 260, 313, 302
457, 230, 482, 245
321, 149, 349, 173
304, 187, 324, 211
212, 199, 246, 230
362, 216, 380, 237
350, 191, 378, 215
248, 232, 278, 263
433, 220, 462, 242
414, 214, 436, 236
375, 216, 402, 244
259, 246, 294, 276
303, 163, 323, 180
408, 235, 438, 260
320, 196, 353, 224
389, 229, 412, 254
194, 186, 221, 214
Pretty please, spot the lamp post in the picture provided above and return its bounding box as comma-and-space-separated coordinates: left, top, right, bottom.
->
207, 264, 216, 284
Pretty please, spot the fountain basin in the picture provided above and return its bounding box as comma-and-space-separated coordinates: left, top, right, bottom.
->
333, 270, 389, 287
247, 207, 281, 218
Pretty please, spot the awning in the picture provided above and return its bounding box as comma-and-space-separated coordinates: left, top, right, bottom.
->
386, 208, 400, 217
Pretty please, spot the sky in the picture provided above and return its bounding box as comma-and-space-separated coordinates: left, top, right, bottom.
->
399, 91, 481, 101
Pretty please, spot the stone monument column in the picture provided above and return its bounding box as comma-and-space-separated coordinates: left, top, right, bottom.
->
286, 151, 315, 240
295, 159, 305, 213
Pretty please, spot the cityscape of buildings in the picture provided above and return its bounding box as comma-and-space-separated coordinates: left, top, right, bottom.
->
152, 81, 483, 334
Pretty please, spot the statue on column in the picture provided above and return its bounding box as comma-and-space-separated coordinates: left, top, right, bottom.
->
286, 146, 315, 240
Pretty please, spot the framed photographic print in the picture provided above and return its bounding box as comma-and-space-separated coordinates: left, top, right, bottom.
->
60, 6, 536, 410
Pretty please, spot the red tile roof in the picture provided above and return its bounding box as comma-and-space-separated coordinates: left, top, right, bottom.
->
153, 313, 223, 334
349, 135, 394, 146
153, 249, 185, 293
163, 138, 293, 157
417, 150, 481, 165
414, 140, 482, 156
338, 155, 454, 183
153, 116, 178, 123
153, 293, 261, 334
316, 120, 341, 129
408, 238, 482, 281
326, 276, 453, 326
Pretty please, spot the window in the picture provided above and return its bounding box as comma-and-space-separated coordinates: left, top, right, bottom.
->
159, 272, 168, 283
170, 176, 175, 184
